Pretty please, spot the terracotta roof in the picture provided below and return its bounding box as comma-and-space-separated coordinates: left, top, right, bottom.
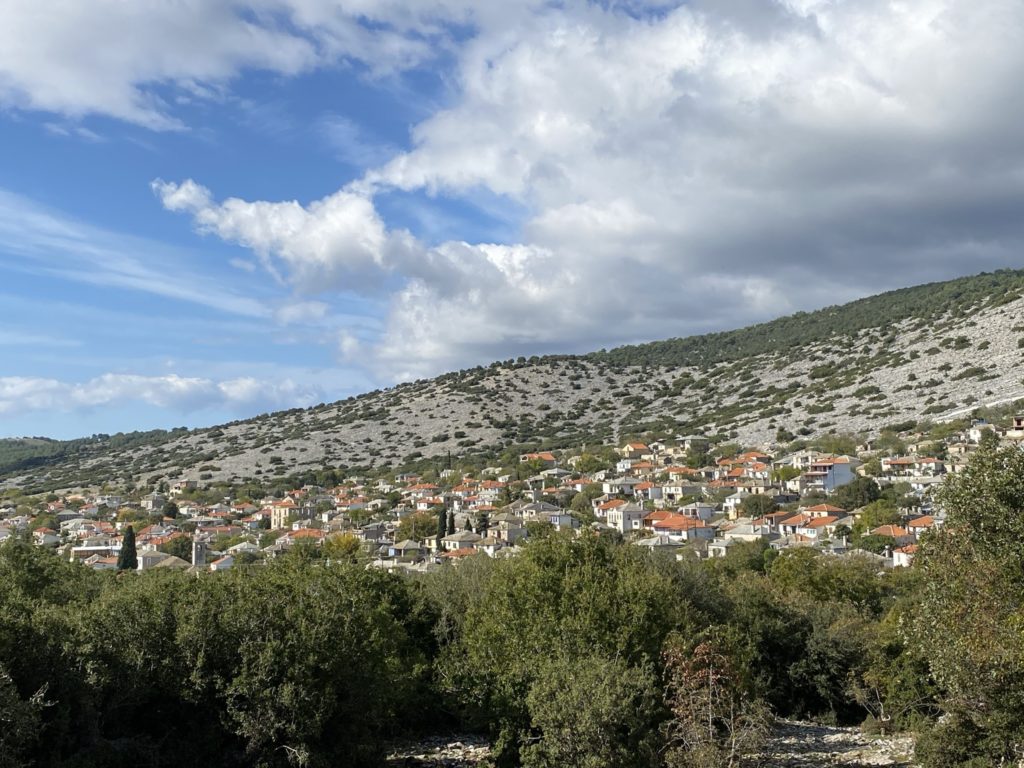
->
652, 515, 706, 531
804, 504, 847, 514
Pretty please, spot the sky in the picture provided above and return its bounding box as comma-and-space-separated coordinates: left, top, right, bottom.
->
2, 0, 1024, 440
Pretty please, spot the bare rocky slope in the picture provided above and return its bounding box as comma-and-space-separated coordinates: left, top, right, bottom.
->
4, 270, 1024, 492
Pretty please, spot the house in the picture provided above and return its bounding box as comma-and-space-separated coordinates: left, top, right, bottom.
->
892, 544, 918, 567
32, 527, 60, 547
620, 442, 650, 460
606, 502, 646, 534
803, 504, 847, 518
140, 493, 167, 512
441, 530, 482, 552
491, 514, 528, 544
678, 435, 710, 453
210, 555, 234, 572
797, 515, 839, 540
870, 525, 914, 545
476, 536, 504, 557
907, 515, 937, 539
269, 498, 298, 530
632, 482, 663, 502
602, 477, 643, 496
389, 539, 423, 559
799, 456, 861, 495
651, 515, 714, 542
723, 491, 749, 517
679, 502, 716, 521
634, 534, 682, 553
520, 452, 557, 468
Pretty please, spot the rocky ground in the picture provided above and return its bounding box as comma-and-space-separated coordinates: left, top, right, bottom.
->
757, 721, 916, 767
384, 735, 492, 767
383, 722, 915, 767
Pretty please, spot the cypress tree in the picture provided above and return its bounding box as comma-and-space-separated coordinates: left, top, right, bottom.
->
117, 524, 138, 571
446, 511, 455, 536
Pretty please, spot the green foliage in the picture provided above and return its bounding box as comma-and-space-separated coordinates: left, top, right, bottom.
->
740, 494, 778, 517
158, 534, 192, 561
521, 656, 660, 768
832, 476, 881, 511
397, 511, 439, 542
439, 534, 716, 763
910, 445, 1024, 766
852, 500, 901, 537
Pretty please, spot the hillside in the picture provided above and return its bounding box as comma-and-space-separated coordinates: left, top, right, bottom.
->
4, 269, 1024, 492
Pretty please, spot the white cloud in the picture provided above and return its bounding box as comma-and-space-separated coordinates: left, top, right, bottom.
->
0, 0, 550, 129
152, 179, 412, 292
157, 0, 1024, 381
0, 373, 321, 416
0, 188, 270, 318
274, 300, 329, 325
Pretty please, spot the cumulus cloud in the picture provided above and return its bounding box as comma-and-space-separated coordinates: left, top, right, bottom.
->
155, 0, 1024, 380
0, 374, 321, 416
152, 179, 413, 292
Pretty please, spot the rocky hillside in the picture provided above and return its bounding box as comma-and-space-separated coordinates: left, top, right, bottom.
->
4, 270, 1024, 492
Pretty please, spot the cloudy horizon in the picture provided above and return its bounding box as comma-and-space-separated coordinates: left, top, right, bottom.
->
2, 0, 1023, 439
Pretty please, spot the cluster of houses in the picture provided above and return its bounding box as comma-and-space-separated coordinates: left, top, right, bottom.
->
2, 415, 1022, 573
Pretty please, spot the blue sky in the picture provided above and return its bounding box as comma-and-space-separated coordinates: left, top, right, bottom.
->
2, 1, 1023, 439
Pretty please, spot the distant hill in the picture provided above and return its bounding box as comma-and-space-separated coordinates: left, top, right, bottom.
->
5, 269, 1024, 493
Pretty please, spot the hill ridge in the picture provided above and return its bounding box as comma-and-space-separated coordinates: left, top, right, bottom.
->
4, 268, 1024, 492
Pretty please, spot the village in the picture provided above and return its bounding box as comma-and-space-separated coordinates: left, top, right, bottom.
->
3, 415, 1023, 575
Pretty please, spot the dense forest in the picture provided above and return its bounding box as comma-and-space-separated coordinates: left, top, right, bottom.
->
3, 445, 1024, 767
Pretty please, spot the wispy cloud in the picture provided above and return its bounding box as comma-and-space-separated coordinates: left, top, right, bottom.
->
0, 188, 269, 318
0, 330, 81, 348
317, 115, 399, 169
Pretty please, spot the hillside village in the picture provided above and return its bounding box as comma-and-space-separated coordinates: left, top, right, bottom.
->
4, 411, 1023, 575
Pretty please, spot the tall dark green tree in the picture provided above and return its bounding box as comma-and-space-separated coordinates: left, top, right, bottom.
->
117, 524, 137, 571
446, 510, 456, 536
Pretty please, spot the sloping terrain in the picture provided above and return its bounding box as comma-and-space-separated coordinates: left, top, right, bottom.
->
4, 270, 1024, 491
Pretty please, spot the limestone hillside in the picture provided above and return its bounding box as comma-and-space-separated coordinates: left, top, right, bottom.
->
4, 269, 1024, 492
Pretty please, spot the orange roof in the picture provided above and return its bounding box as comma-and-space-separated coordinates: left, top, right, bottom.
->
644, 510, 671, 522
290, 529, 326, 540
634, 482, 655, 490
522, 452, 556, 461
781, 514, 812, 526
871, 525, 909, 538
805, 516, 839, 528
442, 547, 478, 559
598, 499, 627, 511
908, 516, 934, 528
653, 515, 706, 531
894, 544, 919, 554
805, 504, 847, 514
